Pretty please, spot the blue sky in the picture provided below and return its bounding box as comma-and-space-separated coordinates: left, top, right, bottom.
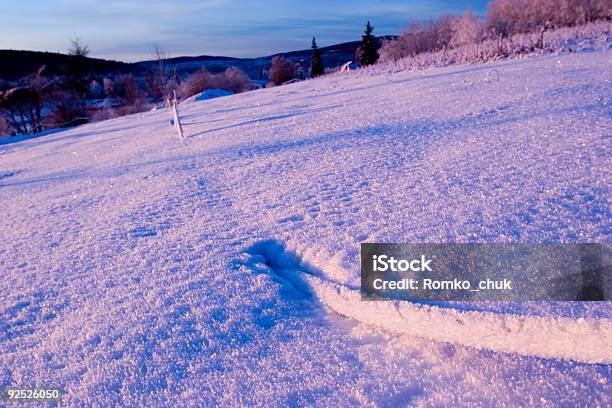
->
1, 1, 489, 62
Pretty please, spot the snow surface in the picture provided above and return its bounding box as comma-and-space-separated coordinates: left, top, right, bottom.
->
1, 51, 611, 406
187, 89, 233, 103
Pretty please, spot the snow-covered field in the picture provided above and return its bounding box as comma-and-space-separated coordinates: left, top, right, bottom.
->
1, 50, 611, 406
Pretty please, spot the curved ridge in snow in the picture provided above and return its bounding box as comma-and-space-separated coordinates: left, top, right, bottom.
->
247, 240, 611, 364
302, 273, 612, 364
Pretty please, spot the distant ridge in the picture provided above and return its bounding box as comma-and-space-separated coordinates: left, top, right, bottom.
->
0, 49, 130, 81
1, 36, 395, 81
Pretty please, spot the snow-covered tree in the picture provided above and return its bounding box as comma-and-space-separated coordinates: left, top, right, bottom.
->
485, 0, 611, 37
451, 11, 483, 48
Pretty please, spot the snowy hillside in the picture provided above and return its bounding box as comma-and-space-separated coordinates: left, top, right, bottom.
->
1, 50, 610, 406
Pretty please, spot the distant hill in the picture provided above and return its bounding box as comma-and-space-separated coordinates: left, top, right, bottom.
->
0, 50, 130, 81
1, 37, 395, 81
146, 38, 396, 78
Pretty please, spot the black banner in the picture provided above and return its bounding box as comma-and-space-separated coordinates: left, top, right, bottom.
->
361, 243, 610, 301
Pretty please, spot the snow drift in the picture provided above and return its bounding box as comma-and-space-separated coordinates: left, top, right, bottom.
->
1, 49, 610, 406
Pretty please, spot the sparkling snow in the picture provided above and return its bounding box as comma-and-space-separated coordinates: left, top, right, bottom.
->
1, 51, 611, 406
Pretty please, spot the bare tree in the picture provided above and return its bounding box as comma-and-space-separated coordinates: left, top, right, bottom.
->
269, 56, 297, 85
69, 37, 90, 57
0, 87, 42, 135
0, 115, 10, 137
485, 0, 525, 36
178, 67, 253, 99
149, 43, 169, 99
485, 0, 611, 37
217, 67, 253, 93
116, 74, 139, 105
434, 15, 457, 48
64, 37, 91, 97
178, 68, 211, 99
451, 11, 483, 48
379, 17, 457, 62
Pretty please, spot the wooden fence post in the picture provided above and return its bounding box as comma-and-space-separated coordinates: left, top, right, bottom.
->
172, 90, 184, 139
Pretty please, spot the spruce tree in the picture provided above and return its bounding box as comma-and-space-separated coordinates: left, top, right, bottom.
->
310, 37, 324, 78
359, 21, 379, 66
65, 38, 91, 96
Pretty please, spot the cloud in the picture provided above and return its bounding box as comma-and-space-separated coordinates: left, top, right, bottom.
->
1, 0, 488, 61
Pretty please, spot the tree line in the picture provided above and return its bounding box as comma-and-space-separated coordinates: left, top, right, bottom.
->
2, 0, 608, 138
379, 0, 610, 62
